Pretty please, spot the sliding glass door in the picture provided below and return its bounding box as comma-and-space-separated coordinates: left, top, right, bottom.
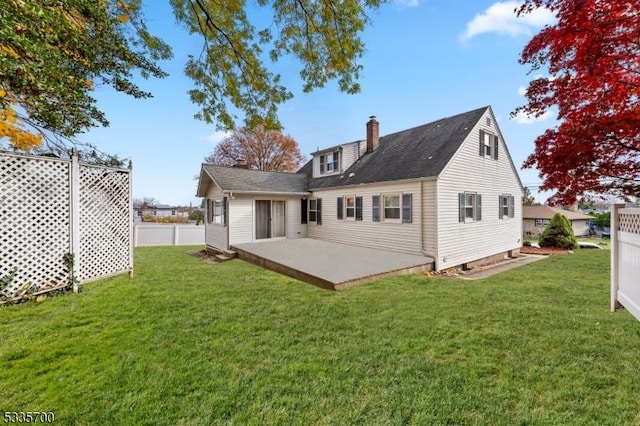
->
255, 200, 286, 240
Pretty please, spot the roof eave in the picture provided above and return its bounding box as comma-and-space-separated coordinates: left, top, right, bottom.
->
223, 190, 311, 196
308, 176, 437, 192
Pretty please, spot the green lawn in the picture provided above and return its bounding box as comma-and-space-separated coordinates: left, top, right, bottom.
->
1, 247, 639, 425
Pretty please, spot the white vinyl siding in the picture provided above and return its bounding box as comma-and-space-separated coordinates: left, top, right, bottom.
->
307, 182, 422, 255
341, 141, 362, 172
287, 197, 307, 238
228, 195, 306, 245
436, 109, 523, 270
311, 141, 362, 178
228, 196, 253, 245
421, 180, 438, 257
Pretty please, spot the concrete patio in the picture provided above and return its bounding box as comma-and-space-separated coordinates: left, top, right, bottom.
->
232, 238, 434, 290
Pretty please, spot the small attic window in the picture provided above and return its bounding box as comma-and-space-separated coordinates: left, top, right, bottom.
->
486, 117, 492, 126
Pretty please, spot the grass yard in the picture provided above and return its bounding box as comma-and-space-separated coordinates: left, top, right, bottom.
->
1, 247, 639, 425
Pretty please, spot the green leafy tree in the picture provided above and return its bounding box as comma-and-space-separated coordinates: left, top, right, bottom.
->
171, 0, 384, 131
189, 209, 204, 225
523, 187, 537, 206
539, 213, 577, 250
0, 0, 171, 152
591, 211, 610, 228
1, 0, 384, 154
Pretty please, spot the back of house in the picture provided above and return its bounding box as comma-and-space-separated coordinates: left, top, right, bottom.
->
197, 105, 524, 272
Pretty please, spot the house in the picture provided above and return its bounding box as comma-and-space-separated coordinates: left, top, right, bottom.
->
523, 205, 593, 237
134, 204, 191, 221
196, 106, 524, 271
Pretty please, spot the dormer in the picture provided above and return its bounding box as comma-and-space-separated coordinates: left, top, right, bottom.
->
311, 116, 380, 178
312, 146, 344, 178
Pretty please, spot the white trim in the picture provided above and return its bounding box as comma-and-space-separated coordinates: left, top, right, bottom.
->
382, 193, 402, 223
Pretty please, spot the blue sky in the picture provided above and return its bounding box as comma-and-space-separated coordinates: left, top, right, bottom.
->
77, 0, 556, 206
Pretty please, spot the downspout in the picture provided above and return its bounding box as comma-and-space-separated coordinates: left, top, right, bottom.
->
419, 180, 424, 253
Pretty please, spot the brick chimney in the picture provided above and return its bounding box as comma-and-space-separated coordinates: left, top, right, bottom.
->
234, 158, 249, 169
366, 116, 379, 153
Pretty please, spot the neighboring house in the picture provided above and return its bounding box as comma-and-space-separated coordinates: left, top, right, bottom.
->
523, 205, 593, 237
134, 204, 191, 221
196, 106, 524, 271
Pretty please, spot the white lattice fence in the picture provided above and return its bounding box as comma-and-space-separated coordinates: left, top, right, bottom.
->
78, 163, 132, 282
611, 204, 640, 322
0, 151, 133, 301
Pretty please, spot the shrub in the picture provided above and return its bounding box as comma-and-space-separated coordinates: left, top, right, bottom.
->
141, 214, 189, 224
522, 240, 532, 247
539, 213, 578, 249
592, 211, 611, 228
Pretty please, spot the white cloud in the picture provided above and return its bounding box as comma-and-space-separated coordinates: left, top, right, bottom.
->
204, 130, 232, 145
395, 0, 419, 7
517, 86, 527, 96
461, 1, 555, 41
512, 110, 553, 125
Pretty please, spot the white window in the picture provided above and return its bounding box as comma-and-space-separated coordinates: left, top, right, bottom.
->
500, 195, 515, 219
319, 151, 339, 174
483, 132, 493, 157
309, 199, 318, 222
459, 192, 482, 222
479, 130, 499, 160
212, 199, 224, 224
535, 219, 550, 227
345, 196, 355, 218
383, 194, 401, 220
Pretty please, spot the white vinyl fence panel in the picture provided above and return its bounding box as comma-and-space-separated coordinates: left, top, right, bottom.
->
0, 151, 132, 300
134, 224, 205, 247
611, 204, 640, 321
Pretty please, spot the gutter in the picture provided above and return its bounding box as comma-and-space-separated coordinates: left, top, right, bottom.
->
309, 176, 438, 192
222, 190, 311, 196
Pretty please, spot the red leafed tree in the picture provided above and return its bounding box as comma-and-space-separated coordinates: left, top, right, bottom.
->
514, 0, 640, 204
205, 125, 305, 172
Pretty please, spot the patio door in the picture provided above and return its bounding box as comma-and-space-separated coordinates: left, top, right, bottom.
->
272, 201, 286, 238
255, 200, 286, 240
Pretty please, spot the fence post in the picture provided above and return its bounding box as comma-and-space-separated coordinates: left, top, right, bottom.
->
173, 224, 179, 246
610, 203, 624, 312
128, 160, 134, 278
70, 150, 80, 292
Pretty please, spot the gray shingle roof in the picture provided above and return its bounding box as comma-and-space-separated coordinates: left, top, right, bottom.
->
199, 164, 309, 194
523, 205, 593, 220
303, 106, 489, 189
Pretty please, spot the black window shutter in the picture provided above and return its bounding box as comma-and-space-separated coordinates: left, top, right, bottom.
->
320, 156, 324, 174
479, 130, 485, 156
223, 197, 228, 226
476, 194, 482, 221
402, 194, 412, 223
337, 197, 343, 220
499, 195, 503, 219
317, 198, 322, 225
509, 195, 515, 218
458, 193, 465, 223
301, 198, 308, 224
372, 195, 380, 222
494, 135, 499, 160
355, 196, 363, 221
